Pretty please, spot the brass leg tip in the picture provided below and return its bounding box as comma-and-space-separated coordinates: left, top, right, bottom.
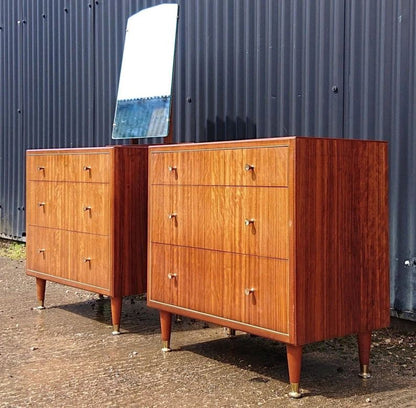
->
112, 325, 121, 335
359, 365, 371, 379
161, 340, 171, 352
288, 383, 302, 399
37, 301, 45, 310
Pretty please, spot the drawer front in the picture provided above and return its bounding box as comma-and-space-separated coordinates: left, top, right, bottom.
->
26, 226, 68, 278
65, 183, 110, 235
149, 243, 289, 334
150, 185, 289, 259
68, 232, 111, 290
27, 181, 110, 235
26, 227, 110, 291
27, 153, 110, 183
150, 146, 289, 187
27, 155, 66, 181
26, 182, 65, 229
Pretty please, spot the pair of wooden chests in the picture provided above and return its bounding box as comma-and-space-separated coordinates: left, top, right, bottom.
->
26, 137, 389, 398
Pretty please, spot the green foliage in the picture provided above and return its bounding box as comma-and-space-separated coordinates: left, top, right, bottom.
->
0, 239, 26, 260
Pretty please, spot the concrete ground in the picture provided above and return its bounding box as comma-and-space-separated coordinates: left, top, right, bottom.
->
1, 253, 415, 407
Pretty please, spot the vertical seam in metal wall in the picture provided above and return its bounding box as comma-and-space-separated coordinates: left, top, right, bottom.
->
92, 1, 97, 146
18, 0, 24, 233
341, 0, 347, 139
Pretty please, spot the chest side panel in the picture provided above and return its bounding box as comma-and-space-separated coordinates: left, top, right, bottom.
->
294, 139, 390, 344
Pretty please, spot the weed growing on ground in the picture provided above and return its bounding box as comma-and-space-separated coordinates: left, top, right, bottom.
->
0, 239, 26, 260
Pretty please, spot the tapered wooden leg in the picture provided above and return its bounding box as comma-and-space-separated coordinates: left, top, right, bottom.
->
286, 344, 303, 398
36, 278, 46, 309
110, 296, 122, 335
160, 310, 172, 352
358, 332, 372, 378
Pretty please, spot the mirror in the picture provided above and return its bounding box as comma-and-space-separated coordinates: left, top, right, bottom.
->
112, 4, 179, 139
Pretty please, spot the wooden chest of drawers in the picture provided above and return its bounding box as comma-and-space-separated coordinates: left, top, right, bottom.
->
26, 146, 148, 334
147, 137, 390, 397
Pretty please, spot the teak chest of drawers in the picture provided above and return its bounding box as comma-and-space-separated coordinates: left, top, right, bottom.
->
26, 146, 148, 333
147, 137, 390, 397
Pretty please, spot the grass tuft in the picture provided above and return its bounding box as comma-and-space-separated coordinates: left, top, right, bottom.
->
0, 239, 26, 260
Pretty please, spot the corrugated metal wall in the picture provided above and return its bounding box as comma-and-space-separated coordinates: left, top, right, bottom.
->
178, 0, 346, 142
1, 0, 26, 239
1, 0, 415, 320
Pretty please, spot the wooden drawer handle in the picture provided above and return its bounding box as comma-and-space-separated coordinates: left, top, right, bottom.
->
167, 273, 177, 279
244, 218, 255, 226
244, 288, 255, 296
244, 164, 255, 171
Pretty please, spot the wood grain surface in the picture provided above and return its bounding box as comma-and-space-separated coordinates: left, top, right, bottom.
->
148, 137, 390, 345
26, 146, 148, 299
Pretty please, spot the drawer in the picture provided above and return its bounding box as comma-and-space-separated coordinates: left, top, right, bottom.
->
26, 227, 110, 291
27, 152, 110, 183
65, 183, 110, 235
27, 181, 110, 235
68, 232, 111, 290
150, 185, 289, 259
149, 244, 222, 315
26, 182, 65, 229
150, 146, 289, 187
26, 226, 68, 278
26, 155, 66, 181
149, 243, 289, 334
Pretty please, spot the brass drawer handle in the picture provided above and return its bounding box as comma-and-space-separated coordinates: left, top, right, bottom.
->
244, 288, 255, 296
168, 166, 177, 172
38, 202, 46, 207
37, 166, 45, 171
83, 206, 92, 211
38, 248, 46, 253
83, 166, 91, 171
83, 257, 91, 263
168, 213, 177, 219
244, 218, 255, 226
245, 164, 255, 171
167, 273, 177, 279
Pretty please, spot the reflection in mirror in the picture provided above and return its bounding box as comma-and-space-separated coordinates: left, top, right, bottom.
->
112, 4, 179, 139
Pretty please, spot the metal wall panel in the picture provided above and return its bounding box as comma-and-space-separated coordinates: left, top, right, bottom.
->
21, 0, 95, 149
176, 0, 345, 142
1, 0, 415, 319
0, 0, 24, 239
344, 0, 416, 319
